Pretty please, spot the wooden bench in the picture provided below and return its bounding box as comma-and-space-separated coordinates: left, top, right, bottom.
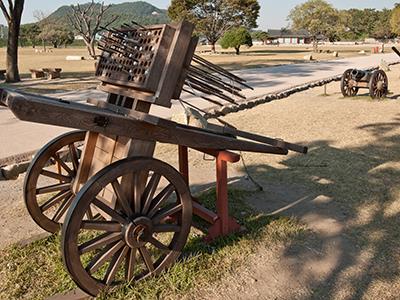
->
0, 69, 6, 80
29, 69, 46, 79
42, 68, 62, 79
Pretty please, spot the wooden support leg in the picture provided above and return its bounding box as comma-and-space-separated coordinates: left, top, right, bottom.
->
205, 153, 241, 242
178, 145, 189, 184
178, 146, 241, 242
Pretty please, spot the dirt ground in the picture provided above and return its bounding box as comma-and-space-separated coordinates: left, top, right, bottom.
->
0, 43, 379, 76
0, 44, 385, 94
1, 64, 400, 298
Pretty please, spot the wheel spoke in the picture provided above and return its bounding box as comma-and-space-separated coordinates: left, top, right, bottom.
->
148, 236, 170, 252
147, 184, 174, 218
40, 190, 71, 212
139, 246, 154, 273
85, 206, 94, 220
92, 198, 127, 224
36, 182, 71, 195
133, 173, 142, 214
85, 240, 125, 274
152, 203, 183, 224
141, 173, 161, 215
104, 245, 129, 285
125, 248, 137, 282
68, 143, 79, 172
111, 180, 134, 217
40, 169, 72, 182
52, 153, 74, 176
52, 194, 74, 222
78, 232, 122, 255
81, 220, 122, 232
153, 224, 181, 233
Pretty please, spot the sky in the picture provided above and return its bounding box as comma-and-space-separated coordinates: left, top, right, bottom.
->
0, 0, 398, 30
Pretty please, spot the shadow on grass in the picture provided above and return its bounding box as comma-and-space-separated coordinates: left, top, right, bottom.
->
229, 117, 400, 299
0, 184, 303, 300
2, 114, 400, 299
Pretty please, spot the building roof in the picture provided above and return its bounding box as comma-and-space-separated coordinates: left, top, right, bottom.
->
267, 29, 311, 38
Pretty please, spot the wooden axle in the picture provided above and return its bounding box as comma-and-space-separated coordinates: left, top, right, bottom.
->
348, 79, 370, 89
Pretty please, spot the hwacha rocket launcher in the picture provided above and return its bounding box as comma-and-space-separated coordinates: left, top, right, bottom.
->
0, 20, 307, 296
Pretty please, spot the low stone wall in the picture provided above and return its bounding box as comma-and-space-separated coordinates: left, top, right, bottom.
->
205, 62, 400, 119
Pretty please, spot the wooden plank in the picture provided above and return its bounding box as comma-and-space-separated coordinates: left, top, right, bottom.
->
119, 100, 156, 214
87, 98, 131, 115
98, 83, 156, 103
73, 131, 98, 193
172, 36, 198, 99
113, 136, 131, 160
145, 24, 176, 93
2, 91, 289, 155
155, 21, 195, 107
87, 98, 161, 125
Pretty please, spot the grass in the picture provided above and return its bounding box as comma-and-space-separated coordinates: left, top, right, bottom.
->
0, 188, 306, 300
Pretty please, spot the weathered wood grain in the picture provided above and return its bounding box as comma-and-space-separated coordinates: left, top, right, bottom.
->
1, 90, 289, 155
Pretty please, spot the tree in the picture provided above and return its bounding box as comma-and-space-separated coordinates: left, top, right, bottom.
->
288, 0, 338, 52
373, 9, 394, 41
68, 1, 118, 57
39, 24, 74, 48
251, 30, 268, 44
33, 10, 49, 51
168, 0, 260, 52
20, 23, 40, 48
0, 0, 24, 82
391, 4, 400, 37
220, 27, 252, 54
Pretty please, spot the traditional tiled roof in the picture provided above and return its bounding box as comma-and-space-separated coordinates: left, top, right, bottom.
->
267, 29, 311, 38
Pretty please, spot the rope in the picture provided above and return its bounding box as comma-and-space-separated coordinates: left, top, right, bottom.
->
239, 151, 263, 192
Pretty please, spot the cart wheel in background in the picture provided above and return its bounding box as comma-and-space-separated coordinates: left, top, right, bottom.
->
369, 70, 388, 99
341, 69, 359, 97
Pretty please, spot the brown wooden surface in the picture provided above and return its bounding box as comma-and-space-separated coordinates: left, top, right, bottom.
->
154, 21, 194, 107
145, 24, 175, 93
1, 90, 290, 155
97, 83, 156, 103
29, 69, 45, 79
42, 68, 62, 79
172, 36, 198, 99
73, 132, 98, 193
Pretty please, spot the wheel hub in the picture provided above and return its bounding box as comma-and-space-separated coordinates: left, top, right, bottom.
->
124, 216, 153, 248
377, 81, 385, 90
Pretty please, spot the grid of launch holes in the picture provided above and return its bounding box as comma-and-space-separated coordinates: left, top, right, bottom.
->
96, 28, 163, 85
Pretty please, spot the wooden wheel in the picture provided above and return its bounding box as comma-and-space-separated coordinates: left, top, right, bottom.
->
24, 130, 86, 233
341, 69, 359, 97
61, 157, 192, 296
369, 70, 388, 99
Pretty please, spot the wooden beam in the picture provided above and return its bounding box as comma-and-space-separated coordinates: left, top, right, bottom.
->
2, 90, 288, 155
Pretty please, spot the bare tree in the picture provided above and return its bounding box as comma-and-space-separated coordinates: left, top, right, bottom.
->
33, 10, 49, 51
0, 0, 24, 82
68, 1, 117, 57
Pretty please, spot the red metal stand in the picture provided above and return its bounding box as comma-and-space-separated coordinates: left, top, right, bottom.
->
178, 145, 241, 242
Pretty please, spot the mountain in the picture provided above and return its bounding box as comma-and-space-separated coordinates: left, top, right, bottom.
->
45, 1, 169, 28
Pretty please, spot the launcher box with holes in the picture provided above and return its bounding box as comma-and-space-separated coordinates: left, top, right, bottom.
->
96, 21, 196, 107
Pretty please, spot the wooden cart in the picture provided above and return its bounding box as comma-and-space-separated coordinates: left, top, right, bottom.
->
340, 68, 388, 99
1, 21, 307, 296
